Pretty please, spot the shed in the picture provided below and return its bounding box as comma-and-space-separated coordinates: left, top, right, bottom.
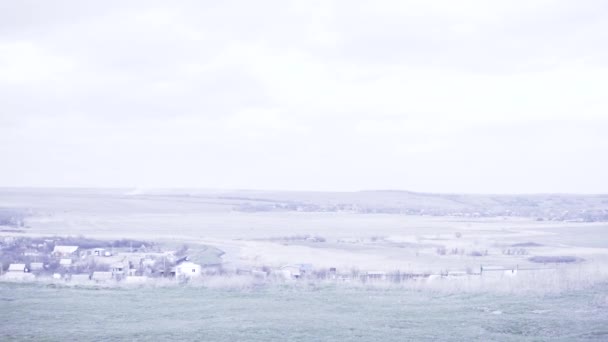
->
8, 263, 26, 272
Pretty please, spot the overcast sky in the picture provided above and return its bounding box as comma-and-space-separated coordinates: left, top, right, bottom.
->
1, 0, 607, 193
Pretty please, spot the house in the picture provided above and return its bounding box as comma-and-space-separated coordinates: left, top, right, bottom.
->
175, 261, 201, 278
92, 248, 110, 257
111, 263, 126, 279
8, 263, 27, 272
52, 245, 79, 257
91, 271, 113, 282
3, 265, 34, 280
280, 265, 302, 279
59, 258, 73, 267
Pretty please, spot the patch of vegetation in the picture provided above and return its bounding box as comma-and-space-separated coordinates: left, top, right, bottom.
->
0, 208, 27, 227
511, 242, 543, 247
528, 256, 583, 263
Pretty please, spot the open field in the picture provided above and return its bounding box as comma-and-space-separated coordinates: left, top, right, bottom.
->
2, 188, 608, 341
2, 188, 608, 274
2, 282, 608, 341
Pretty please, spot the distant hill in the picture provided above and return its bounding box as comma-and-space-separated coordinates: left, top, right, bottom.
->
128, 188, 608, 222
1, 188, 607, 222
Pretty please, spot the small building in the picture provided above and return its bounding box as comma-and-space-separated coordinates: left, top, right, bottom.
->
111, 263, 126, 280
279, 265, 302, 279
52, 245, 79, 257
92, 248, 109, 257
8, 263, 27, 272
175, 261, 202, 278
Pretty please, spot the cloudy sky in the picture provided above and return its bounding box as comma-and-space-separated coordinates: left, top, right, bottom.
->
1, 0, 607, 193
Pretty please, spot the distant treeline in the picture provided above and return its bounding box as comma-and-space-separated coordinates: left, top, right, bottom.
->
0, 208, 27, 227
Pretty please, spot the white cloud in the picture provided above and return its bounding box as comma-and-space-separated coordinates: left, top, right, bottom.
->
1, 0, 607, 192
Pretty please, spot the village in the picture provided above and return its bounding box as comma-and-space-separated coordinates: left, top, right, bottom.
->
0, 235, 541, 286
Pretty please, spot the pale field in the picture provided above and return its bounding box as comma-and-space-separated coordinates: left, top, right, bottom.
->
2, 188, 607, 273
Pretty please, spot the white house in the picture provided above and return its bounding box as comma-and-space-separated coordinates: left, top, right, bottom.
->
280, 265, 302, 279
8, 263, 26, 272
52, 245, 79, 257
3, 265, 34, 280
111, 263, 126, 279
175, 261, 201, 278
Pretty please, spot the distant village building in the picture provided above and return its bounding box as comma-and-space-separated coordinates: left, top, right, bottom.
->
92, 248, 111, 257
175, 261, 201, 278
4, 264, 34, 280
52, 245, 79, 257
8, 263, 27, 272
111, 263, 126, 280
280, 265, 302, 279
